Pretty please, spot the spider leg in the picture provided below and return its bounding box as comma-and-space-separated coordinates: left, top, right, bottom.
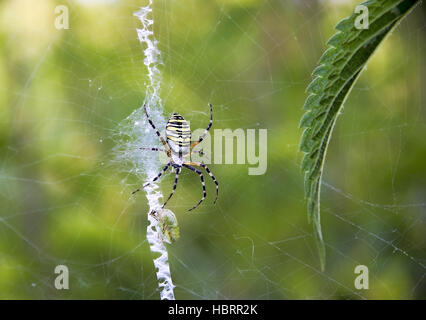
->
183, 164, 206, 211
132, 163, 170, 194
140, 147, 164, 152
184, 161, 218, 204
161, 166, 181, 209
144, 104, 171, 154
190, 103, 213, 149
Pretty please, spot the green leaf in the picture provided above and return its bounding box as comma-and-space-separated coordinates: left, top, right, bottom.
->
299, 0, 421, 271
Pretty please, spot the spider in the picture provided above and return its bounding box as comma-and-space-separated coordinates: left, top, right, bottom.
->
132, 104, 219, 211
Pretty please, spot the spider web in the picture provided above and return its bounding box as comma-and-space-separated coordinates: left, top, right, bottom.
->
0, 0, 425, 299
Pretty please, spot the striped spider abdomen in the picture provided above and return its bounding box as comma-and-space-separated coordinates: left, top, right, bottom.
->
166, 113, 191, 155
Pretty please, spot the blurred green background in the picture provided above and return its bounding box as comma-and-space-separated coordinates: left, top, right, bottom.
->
0, 0, 425, 299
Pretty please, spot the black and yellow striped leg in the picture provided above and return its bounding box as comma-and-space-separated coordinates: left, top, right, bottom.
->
183, 164, 207, 211
190, 103, 213, 149
184, 161, 219, 205
161, 166, 181, 209
199, 163, 219, 204
144, 104, 170, 153
132, 163, 170, 194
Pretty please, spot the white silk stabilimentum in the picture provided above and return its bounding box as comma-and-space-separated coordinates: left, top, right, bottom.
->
133, 1, 176, 300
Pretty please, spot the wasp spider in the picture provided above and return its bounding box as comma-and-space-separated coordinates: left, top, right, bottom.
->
133, 104, 218, 211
